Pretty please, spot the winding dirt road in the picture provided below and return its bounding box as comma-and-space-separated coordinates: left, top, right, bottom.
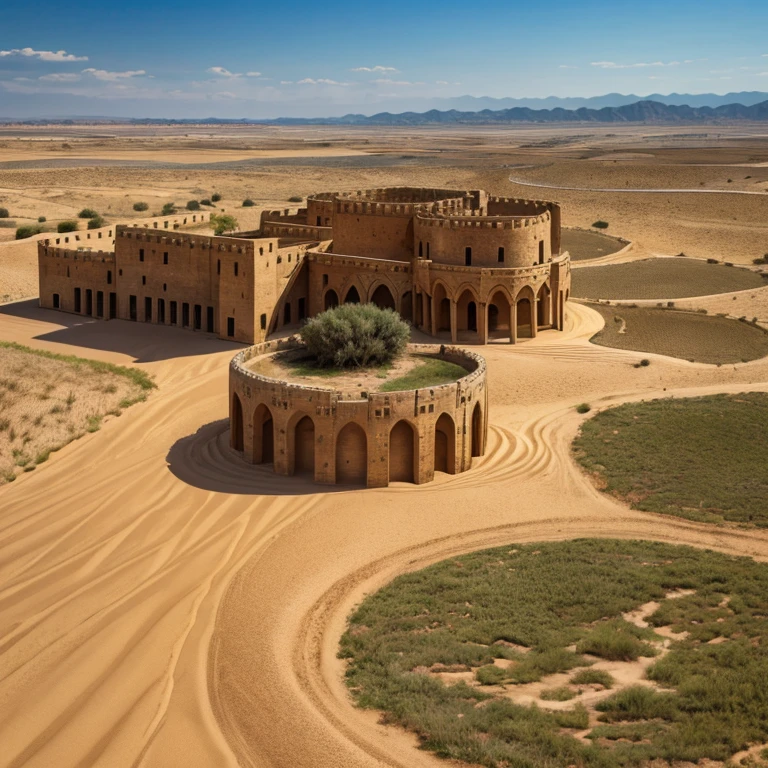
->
1, 299, 767, 768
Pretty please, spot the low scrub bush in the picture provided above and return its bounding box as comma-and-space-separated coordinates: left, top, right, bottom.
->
569, 668, 614, 688
576, 619, 658, 661
161, 202, 175, 216
15, 225, 43, 240
242, 198, 255, 207
540, 686, 577, 701
300, 304, 409, 368
87, 216, 106, 230
186, 200, 201, 211
0, 207, 9, 218
210, 213, 238, 235
37, 215, 46, 223
592, 220, 609, 229
78, 208, 98, 219
57, 220, 78, 233
595, 685, 677, 722
133, 201, 149, 212
288, 195, 303, 202
200, 198, 212, 206
576, 403, 591, 414
211, 192, 221, 202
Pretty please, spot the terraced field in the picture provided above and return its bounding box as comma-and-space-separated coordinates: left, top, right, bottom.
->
572, 258, 765, 299
588, 303, 768, 363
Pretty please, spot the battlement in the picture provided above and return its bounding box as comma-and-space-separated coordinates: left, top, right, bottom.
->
38, 244, 116, 263
306, 249, 410, 274
415, 209, 551, 229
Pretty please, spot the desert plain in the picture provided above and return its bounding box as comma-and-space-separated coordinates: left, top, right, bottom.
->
1, 123, 768, 767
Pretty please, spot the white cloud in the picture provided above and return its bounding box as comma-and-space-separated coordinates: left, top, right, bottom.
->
297, 78, 349, 85
436, 80, 449, 85
39, 72, 81, 82
0, 47, 88, 62
372, 78, 424, 86
207, 66, 242, 78
591, 60, 691, 70
351, 65, 398, 73
82, 68, 146, 81
559, 65, 578, 69
246, 71, 262, 77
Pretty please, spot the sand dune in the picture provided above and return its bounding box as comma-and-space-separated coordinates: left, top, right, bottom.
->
0, 298, 767, 768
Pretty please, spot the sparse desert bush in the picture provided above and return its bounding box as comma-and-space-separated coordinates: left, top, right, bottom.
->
161, 202, 175, 216
576, 403, 591, 414
132, 202, 149, 212
242, 198, 255, 207
200, 198, 212, 206
78, 208, 98, 219
210, 213, 238, 236
639, 358, 650, 366
211, 192, 221, 202
475, 664, 508, 685
540, 686, 577, 701
0, 207, 9, 218
57, 220, 78, 233
576, 619, 658, 661
300, 304, 409, 368
87, 216, 106, 229
569, 668, 614, 688
592, 220, 609, 229
186, 200, 201, 211
37, 215, 46, 223
15, 225, 43, 240
288, 195, 303, 203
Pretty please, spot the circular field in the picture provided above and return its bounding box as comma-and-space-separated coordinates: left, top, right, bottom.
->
588, 303, 768, 364
573, 393, 768, 527
340, 539, 768, 768
561, 228, 627, 261
572, 258, 766, 299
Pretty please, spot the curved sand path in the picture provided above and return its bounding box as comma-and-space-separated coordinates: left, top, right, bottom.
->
1, 299, 767, 768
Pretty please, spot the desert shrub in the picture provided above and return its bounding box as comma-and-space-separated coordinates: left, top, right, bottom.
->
0, 207, 9, 218
161, 202, 175, 216
640, 358, 650, 366
211, 192, 221, 202
87, 215, 106, 229
288, 195, 303, 203
0, 220, 16, 228
576, 619, 658, 661
576, 403, 591, 414
242, 198, 255, 207
57, 220, 78, 233
15, 225, 43, 239
186, 200, 201, 211
592, 220, 609, 229
569, 668, 614, 688
200, 198, 212, 206
300, 303, 409, 368
540, 686, 577, 701
37, 215, 46, 223
475, 664, 507, 685
78, 208, 98, 219
210, 213, 238, 236
595, 685, 677, 722
133, 201, 149, 212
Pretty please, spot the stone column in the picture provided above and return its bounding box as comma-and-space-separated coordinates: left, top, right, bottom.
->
430, 293, 437, 337
531, 298, 538, 338
478, 302, 488, 345
510, 300, 517, 344
450, 299, 458, 344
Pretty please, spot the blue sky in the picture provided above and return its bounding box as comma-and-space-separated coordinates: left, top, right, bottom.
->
2, 0, 768, 118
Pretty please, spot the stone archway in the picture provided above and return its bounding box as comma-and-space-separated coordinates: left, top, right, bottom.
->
434, 413, 456, 474
293, 415, 315, 475
253, 403, 274, 464
231, 393, 244, 452
344, 285, 360, 304
471, 402, 483, 458
457, 289, 478, 335
433, 283, 451, 333
401, 291, 413, 323
537, 284, 551, 327
336, 422, 367, 485
324, 289, 339, 310
488, 289, 511, 339
389, 420, 416, 483
370, 283, 396, 310
516, 297, 533, 338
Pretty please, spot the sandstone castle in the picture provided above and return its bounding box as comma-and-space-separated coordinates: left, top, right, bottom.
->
37, 187, 571, 345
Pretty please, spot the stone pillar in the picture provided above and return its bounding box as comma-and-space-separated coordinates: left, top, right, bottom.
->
531, 298, 538, 338
430, 293, 437, 337
510, 300, 517, 344
478, 302, 488, 345
450, 299, 458, 344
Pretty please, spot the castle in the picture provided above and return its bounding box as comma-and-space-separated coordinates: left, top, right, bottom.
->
37, 187, 571, 346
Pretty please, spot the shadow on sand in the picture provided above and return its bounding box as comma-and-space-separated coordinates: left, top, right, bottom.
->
166, 419, 366, 496
0, 300, 245, 363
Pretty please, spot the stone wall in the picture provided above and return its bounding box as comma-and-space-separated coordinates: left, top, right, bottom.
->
229, 340, 488, 488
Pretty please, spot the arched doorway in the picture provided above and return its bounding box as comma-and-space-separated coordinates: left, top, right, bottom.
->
401, 291, 413, 323
537, 284, 551, 327
516, 296, 533, 338
253, 403, 274, 464
336, 422, 367, 485
457, 289, 478, 335
370, 283, 396, 310
434, 413, 456, 474
471, 402, 483, 458
433, 283, 450, 333
231, 393, 244, 452
487, 289, 511, 339
344, 285, 360, 304
294, 415, 315, 475
324, 289, 339, 310
389, 420, 415, 483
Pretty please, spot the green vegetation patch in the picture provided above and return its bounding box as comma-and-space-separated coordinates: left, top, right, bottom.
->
574, 393, 768, 526
378, 356, 467, 392
588, 303, 768, 364
340, 539, 768, 767
572, 257, 764, 299
561, 228, 626, 261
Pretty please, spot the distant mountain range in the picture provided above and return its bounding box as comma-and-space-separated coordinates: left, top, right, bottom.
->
4, 93, 768, 125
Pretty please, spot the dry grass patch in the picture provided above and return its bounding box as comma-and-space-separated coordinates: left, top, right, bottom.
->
0, 342, 154, 484
561, 228, 627, 261
588, 303, 768, 364
573, 258, 765, 300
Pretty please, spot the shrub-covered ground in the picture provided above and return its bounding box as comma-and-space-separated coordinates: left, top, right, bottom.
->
572, 258, 764, 299
340, 539, 768, 767
587, 303, 768, 364
0, 341, 154, 483
573, 393, 768, 527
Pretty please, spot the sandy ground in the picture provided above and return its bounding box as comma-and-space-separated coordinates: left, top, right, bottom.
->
1, 297, 768, 768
